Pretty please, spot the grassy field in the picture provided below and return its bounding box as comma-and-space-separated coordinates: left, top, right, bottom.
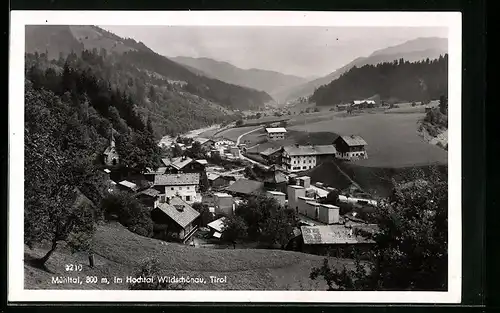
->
25, 222, 357, 290
213, 126, 263, 142
289, 112, 447, 168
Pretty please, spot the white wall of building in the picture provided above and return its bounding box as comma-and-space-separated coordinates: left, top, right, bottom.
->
161, 184, 201, 204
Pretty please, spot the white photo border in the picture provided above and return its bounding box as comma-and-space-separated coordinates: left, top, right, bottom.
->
9, 10, 462, 303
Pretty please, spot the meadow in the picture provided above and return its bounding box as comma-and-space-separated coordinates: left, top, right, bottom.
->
288, 112, 447, 168
24, 222, 360, 290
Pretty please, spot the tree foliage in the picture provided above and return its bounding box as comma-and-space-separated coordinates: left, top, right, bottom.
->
192, 202, 214, 227
311, 55, 448, 106
102, 191, 154, 237
310, 167, 448, 291
221, 216, 248, 246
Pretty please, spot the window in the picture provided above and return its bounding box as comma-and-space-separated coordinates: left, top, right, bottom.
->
187, 186, 190, 190
302, 166, 307, 169
186, 195, 191, 202
171, 187, 174, 190
179, 187, 182, 190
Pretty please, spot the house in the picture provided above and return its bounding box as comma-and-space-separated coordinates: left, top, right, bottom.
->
229, 146, 240, 158
287, 185, 306, 211
263, 166, 288, 194
352, 100, 376, 108
265, 127, 287, 141
194, 137, 215, 150
333, 135, 368, 160
117, 180, 139, 193
214, 138, 235, 148
225, 179, 265, 198
153, 173, 201, 204
161, 156, 206, 174
207, 217, 227, 239
213, 192, 235, 216
259, 147, 283, 164
151, 197, 200, 242
299, 225, 375, 257
281, 145, 337, 173
144, 167, 167, 182
267, 190, 286, 206
135, 188, 161, 210
103, 129, 119, 166
207, 173, 235, 189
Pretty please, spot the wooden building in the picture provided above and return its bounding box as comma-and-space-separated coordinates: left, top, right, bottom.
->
333, 135, 368, 161
151, 197, 200, 242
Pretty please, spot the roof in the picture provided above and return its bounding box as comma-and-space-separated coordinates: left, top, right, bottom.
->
154, 173, 200, 186
265, 171, 288, 184
195, 159, 208, 165
265, 127, 287, 133
207, 217, 227, 233
145, 167, 167, 175
161, 156, 194, 170
336, 135, 368, 147
155, 197, 200, 228
353, 100, 376, 105
301, 225, 374, 245
103, 169, 111, 174
118, 180, 138, 190
225, 179, 264, 196
260, 147, 282, 157
214, 192, 232, 198
194, 137, 213, 145
103, 146, 117, 155
288, 185, 304, 190
207, 173, 220, 181
305, 201, 321, 206
320, 204, 339, 209
283, 145, 337, 156
137, 188, 161, 197
307, 186, 329, 198
267, 190, 286, 196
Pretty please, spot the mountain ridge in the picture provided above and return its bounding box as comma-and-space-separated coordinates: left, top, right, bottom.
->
171, 56, 308, 102
280, 37, 448, 103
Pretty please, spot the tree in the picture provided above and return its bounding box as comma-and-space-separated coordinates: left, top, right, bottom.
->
102, 191, 154, 237
439, 95, 448, 115
192, 202, 214, 227
128, 257, 185, 290
235, 119, 244, 127
221, 216, 248, 248
259, 206, 297, 248
310, 166, 448, 291
321, 189, 340, 206
255, 113, 262, 119
171, 144, 183, 158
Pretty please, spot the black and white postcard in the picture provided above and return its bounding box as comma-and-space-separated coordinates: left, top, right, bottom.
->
9, 11, 462, 303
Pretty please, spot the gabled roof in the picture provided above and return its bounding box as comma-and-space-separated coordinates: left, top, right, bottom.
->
335, 135, 368, 147
137, 188, 161, 198
195, 159, 208, 165
301, 225, 375, 245
207, 217, 227, 233
207, 173, 220, 181
118, 180, 138, 191
283, 145, 337, 156
154, 173, 200, 186
260, 147, 282, 157
161, 156, 194, 169
194, 137, 214, 145
225, 179, 264, 196
155, 197, 200, 228
265, 127, 287, 133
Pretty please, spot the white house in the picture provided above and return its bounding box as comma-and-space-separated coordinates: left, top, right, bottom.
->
265, 127, 287, 141
281, 145, 337, 173
154, 173, 201, 204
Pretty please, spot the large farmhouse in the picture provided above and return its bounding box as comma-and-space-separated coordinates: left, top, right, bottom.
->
333, 135, 368, 160
161, 156, 206, 174
265, 127, 287, 141
281, 145, 337, 173
153, 173, 201, 204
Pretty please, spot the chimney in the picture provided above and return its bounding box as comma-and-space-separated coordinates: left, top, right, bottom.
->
175, 204, 184, 212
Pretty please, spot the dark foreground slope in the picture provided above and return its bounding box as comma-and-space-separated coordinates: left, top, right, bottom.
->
25, 222, 357, 290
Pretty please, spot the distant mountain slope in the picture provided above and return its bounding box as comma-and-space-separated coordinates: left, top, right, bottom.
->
309, 54, 448, 106
281, 37, 448, 102
172, 56, 307, 102
25, 25, 273, 112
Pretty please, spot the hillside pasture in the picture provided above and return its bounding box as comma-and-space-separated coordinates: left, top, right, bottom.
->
24, 222, 357, 290
289, 113, 447, 168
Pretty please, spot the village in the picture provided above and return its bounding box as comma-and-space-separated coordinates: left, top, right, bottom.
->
101, 103, 380, 258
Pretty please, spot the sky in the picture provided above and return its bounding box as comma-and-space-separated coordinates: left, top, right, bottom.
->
101, 26, 448, 78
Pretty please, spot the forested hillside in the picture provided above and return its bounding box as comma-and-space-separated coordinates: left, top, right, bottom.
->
25, 25, 273, 136
310, 54, 448, 106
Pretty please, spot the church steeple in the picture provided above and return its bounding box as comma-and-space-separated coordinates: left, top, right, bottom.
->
110, 127, 115, 148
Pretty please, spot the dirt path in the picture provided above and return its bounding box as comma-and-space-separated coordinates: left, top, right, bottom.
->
236, 126, 264, 145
